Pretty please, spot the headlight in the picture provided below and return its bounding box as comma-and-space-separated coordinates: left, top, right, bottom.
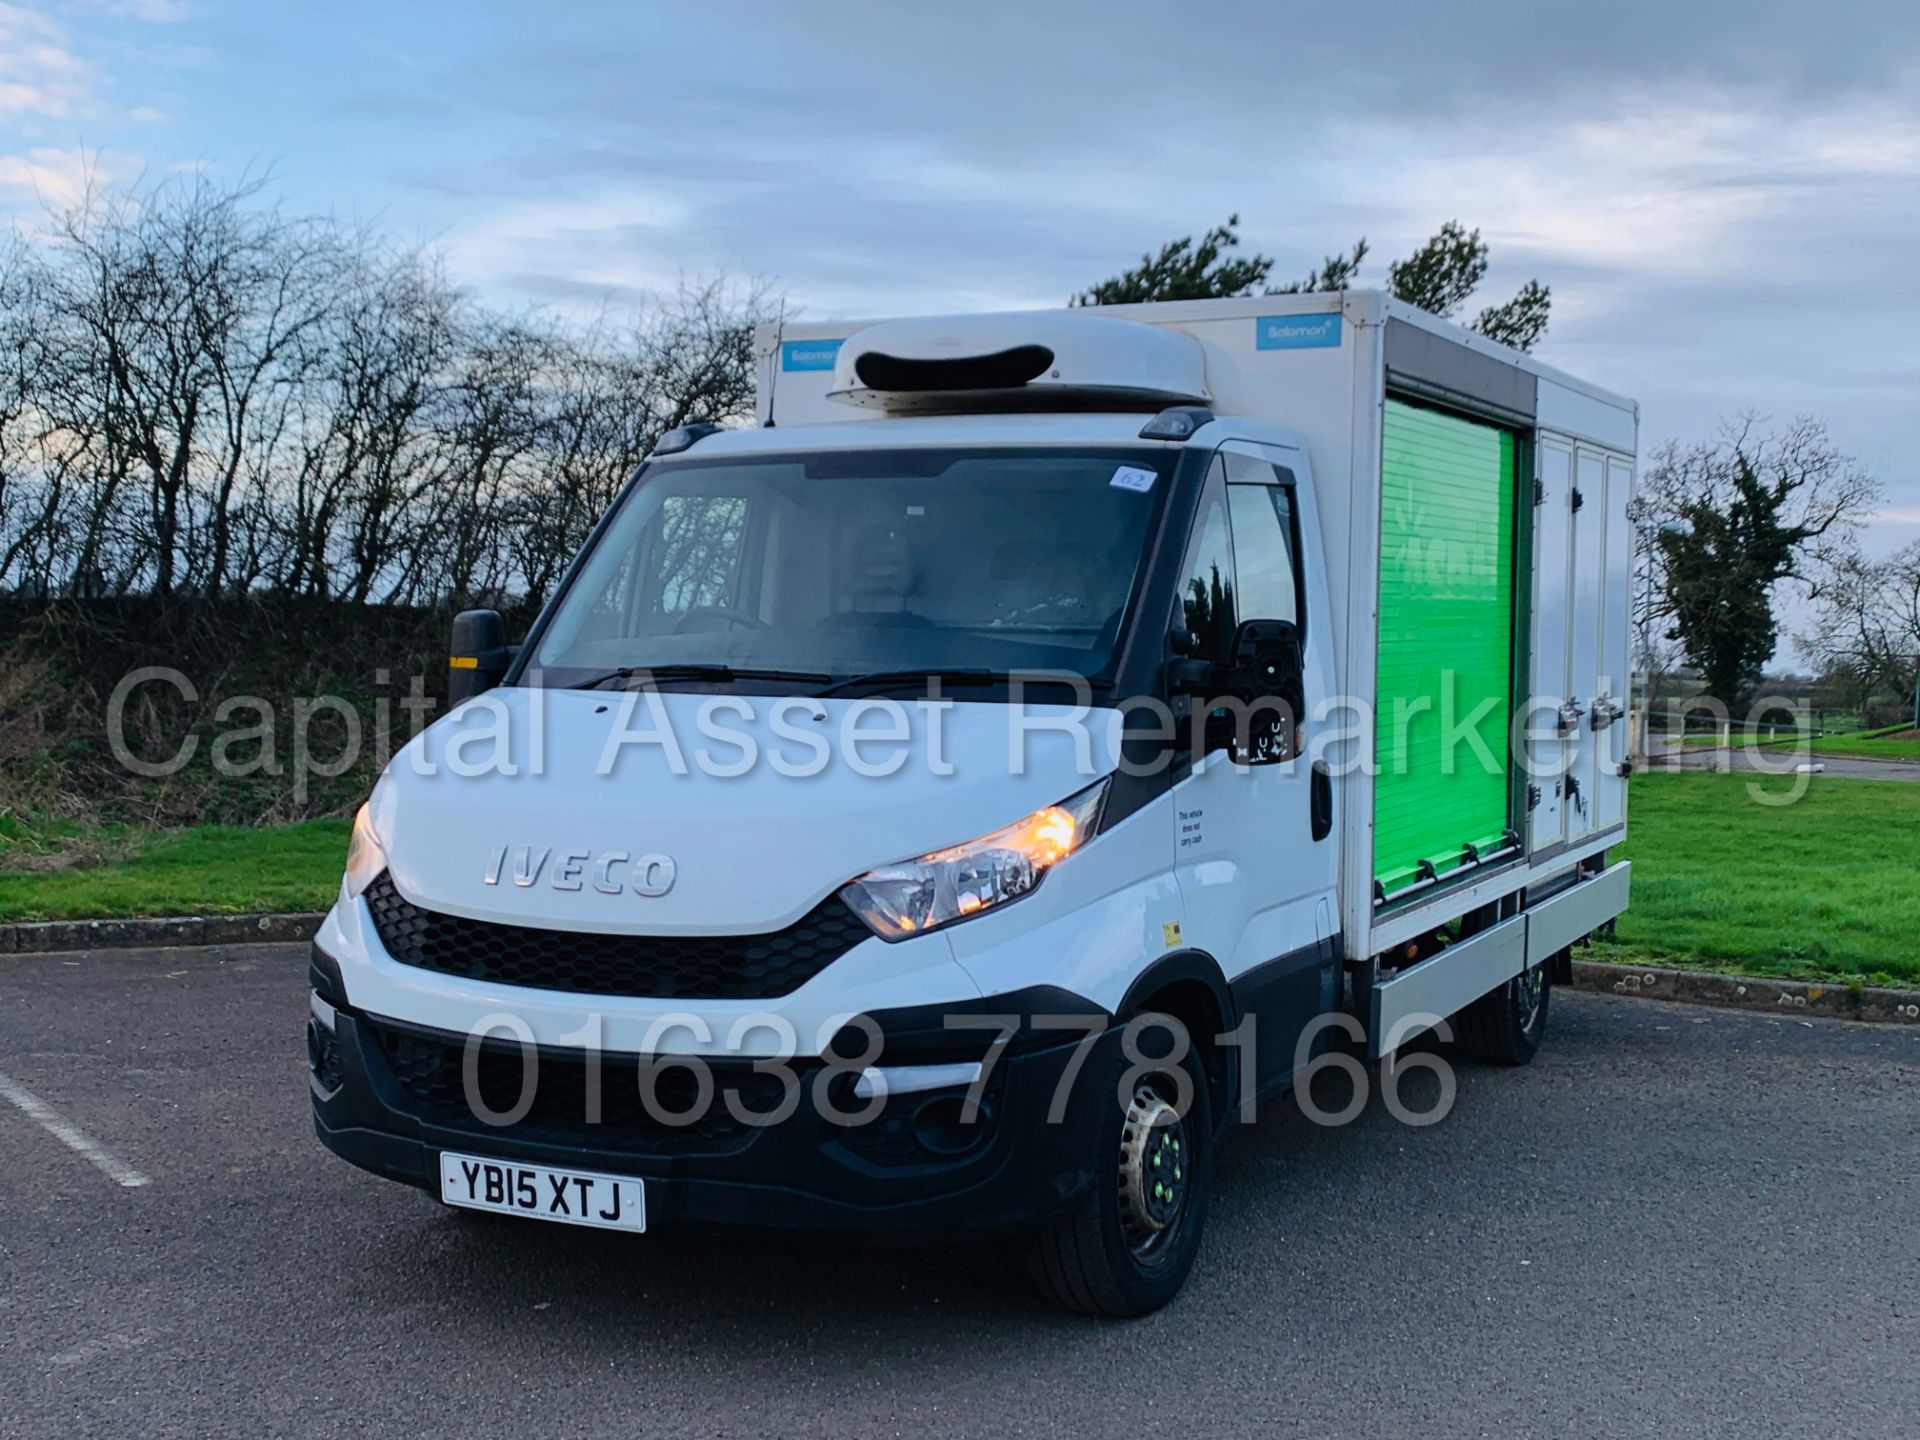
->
840, 779, 1109, 940
342, 803, 388, 900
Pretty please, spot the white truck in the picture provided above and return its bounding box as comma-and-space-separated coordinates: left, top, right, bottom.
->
310, 292, 1636, 1315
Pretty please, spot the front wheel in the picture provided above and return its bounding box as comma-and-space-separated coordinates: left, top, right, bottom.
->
1027, 1013, 1213, 1318
1454, 955, 1554, 1065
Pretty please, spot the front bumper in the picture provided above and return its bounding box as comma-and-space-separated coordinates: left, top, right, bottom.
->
310, 956, 1120, 1238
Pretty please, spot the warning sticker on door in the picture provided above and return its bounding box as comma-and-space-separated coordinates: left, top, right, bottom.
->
1109, 465, 1157, 492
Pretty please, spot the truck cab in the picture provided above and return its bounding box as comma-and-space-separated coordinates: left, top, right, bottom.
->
311, 298, 1635, 1316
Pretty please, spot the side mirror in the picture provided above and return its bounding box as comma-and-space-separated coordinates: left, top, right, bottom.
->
1166, 620, 1303, 693
449, 609, 513, 706
1228, 618, 1305, 764
1166, 625, 1213, 693
1231, 618, 1302, 695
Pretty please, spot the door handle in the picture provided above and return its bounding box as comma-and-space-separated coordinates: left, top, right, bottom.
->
1310, 762, 1333, 842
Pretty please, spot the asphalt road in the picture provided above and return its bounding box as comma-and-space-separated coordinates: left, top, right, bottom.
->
1647, 737, 1920, 783
3, 944, 1917, 1439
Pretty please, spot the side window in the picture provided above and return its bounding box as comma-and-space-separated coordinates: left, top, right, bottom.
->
1174, 457, 1238, 663
1225, 476, 1301, 628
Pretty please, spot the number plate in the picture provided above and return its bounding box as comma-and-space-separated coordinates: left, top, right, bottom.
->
439, 1151, 646, 1232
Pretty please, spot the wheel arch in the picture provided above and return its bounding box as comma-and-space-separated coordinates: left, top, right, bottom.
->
1117, 949, 1237, 1130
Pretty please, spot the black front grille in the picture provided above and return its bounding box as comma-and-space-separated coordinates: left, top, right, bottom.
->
370, 1020, 796, 1156
364, 871, 869, 1000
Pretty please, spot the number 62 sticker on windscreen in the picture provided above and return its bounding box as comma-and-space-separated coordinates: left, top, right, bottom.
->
1109, 465, 1158, 492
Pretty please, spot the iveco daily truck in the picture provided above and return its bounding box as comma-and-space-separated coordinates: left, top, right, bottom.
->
310, 292, 1637, 1315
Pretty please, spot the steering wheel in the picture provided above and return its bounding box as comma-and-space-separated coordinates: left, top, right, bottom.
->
672, 606, 769, 633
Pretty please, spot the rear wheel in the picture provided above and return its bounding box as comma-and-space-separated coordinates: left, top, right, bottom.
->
1027, 1013, 1213, 1318
1454, 955, 1553, 1065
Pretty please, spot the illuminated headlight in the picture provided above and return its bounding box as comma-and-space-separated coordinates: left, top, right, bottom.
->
342, 803, 388, 900
840, 779, 1109, 940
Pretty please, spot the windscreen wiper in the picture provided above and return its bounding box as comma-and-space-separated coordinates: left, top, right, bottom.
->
573, 664, 834, 692
812, 667, 1003, 699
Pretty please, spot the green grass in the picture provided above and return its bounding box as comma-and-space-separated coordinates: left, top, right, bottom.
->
1677, 723, 1920, 760
1799, 729, 1920, 761
4, 773, 1918, 991
1592, 770, 1920, 986
0, 819, 348, 922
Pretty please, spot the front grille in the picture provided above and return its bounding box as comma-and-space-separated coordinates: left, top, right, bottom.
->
364, 871, 869, 1000
370, 1021, 796, 1157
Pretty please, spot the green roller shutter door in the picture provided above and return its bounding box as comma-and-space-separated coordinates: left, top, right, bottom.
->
1374, 399, 1519, 896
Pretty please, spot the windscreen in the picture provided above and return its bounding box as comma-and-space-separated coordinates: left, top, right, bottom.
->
528, 446, 1172, 687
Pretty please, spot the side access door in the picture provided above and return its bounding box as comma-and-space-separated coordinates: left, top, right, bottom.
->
1169, 442, 1340, 1098
1530, 436, 1635, 855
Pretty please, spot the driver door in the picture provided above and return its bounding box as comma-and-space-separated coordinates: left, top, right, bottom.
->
1170, 444, 1339, 1098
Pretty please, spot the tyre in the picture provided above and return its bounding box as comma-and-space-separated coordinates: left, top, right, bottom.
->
1454, 954, 1554, 1065
1027, 1012, 1213, 1318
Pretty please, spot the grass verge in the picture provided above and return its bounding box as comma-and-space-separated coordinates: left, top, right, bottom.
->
1799, 728, 1920, 761
1591, 770, 1920, 986
0, 819, 347, 922
3, 773, 1917, 990
1677, 724, 1920, 761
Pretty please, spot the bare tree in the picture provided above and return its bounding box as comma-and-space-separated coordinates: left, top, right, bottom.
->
0, 237, 42, 588
1800, 543, 1920, 717
28, 176, 344, 595
180, 190, 347, 594
510, 321, 642, 608
0, 173, 769, 607
301, 246, 465, 603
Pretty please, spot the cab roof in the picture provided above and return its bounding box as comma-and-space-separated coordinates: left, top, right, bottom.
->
682, 412, 1184, 457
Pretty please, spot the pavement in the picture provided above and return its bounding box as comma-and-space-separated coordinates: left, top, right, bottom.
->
3, 943, 1917, 1439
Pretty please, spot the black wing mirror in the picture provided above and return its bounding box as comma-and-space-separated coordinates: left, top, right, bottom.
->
448, 609, 515, 705
1227, 618, 1305, 764
1231, 619, 1302, 694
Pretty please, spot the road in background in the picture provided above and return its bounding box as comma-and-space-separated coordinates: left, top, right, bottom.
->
1647, 736, 1920, 782
3, 944, 1917, 1438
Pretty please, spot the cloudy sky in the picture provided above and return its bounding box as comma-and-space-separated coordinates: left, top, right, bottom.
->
5, 0, 1919, 572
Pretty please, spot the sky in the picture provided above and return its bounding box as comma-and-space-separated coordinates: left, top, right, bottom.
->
4, 0, 1919, 621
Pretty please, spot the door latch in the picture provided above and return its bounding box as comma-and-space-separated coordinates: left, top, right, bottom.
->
1556, 699, 1584, 735
1590, 695, 1625, 730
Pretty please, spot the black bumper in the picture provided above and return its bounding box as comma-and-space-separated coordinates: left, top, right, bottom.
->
310, 970, 1121, 1238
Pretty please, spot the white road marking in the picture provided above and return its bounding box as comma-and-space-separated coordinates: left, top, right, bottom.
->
0, 1069, 151, 1189
50, 1328, 156, 1370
